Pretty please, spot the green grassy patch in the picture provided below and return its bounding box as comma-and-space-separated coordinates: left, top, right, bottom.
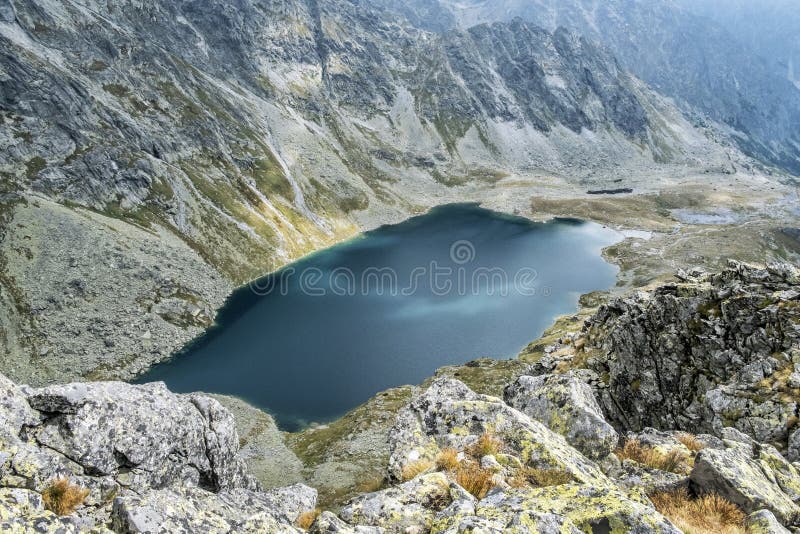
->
103, 83, 129, 98
433, 167, 509, 187
13, 131, 32, 143
88, 60, 108, 71
25, 157, 46, 180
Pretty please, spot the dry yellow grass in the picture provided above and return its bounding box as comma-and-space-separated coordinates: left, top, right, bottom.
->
467, 432, 503, 458
295, 508, 321, 530
401, 459, 435, 481
615, 439, 690, 474
356, 476, 385, 494
436, 448, 461, 471
650, 488, 745, 534
455, 464, 496, 499
510, 466, 573, 488
676, 433, 706, 452
41, 478, 90, 516
787, 415, 800, 432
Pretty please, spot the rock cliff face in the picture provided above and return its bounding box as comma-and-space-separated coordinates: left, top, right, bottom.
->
430, 0, 800, 174
583, 261, 800, 458
0, 0, 751, 385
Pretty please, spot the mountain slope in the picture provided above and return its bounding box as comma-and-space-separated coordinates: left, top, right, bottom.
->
430, 0, 800, 175
0, 0, 750, 383
676, 0, 800, 90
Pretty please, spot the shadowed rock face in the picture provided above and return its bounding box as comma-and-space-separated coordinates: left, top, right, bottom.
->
584, 261, 800, 456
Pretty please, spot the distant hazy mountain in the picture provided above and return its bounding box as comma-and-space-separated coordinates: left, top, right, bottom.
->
429, 0, 800, 174
676, 0, 800, 89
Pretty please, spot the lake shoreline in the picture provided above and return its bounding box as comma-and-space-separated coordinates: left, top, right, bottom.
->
136, 204, 623, 430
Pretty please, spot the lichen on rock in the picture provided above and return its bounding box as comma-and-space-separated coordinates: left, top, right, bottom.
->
504, 372, 619, 460
690, 438, 800, 524
0, 372, 314, 532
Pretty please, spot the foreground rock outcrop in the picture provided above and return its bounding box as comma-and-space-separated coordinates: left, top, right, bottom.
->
0, 375, 316, 532
4, 366, 800, 532
584, 261, 800, 457
359, 374, 800, 532
387, 377, 607, 487
690, 430, 800, 524
504, 373, 618, 460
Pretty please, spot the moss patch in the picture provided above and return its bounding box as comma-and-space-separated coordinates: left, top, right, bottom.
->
286, 386, 413, 509
25, 157, 46, 180
103, 83, 129, 97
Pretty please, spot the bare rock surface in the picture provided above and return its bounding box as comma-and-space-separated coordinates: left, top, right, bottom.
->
387, 377, 608, 486
24, 380, 257, 492
690, 439, 800, 524
586, 261, 800, 457
111, 485, 314, 534
340, 377, 681, 533
504, 372, 618, 460
0, 372, 315, 532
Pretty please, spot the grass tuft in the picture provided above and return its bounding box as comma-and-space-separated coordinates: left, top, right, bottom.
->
400, 459, 435, 482
650, 488, 745, 534
467, 432, 503, 458
356, 476, 385, 494
41, 478, 90, 516
436, 448, 461, 471
295, 508, 321, 530
455, 464, 496, 499
615, 439, 690, 474
509, 466, 573, 488
676, 432, 706, 452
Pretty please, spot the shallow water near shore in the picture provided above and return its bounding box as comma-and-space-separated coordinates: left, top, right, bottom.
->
136, 204, 621, 431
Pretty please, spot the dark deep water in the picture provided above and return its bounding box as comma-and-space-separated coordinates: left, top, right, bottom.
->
136, 204, 621, 430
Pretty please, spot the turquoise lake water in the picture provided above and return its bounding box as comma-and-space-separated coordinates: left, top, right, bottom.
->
136, 204, 621, 430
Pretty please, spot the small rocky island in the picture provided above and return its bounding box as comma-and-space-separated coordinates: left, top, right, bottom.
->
2, 261, 799, 533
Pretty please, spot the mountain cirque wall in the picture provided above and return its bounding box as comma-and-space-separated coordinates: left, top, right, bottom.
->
0, 0, 756, 386
434, 0, 800, 174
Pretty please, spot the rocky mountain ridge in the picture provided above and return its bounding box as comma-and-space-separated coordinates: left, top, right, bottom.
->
430, 0, 800, 175
587, 261, 800, 454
